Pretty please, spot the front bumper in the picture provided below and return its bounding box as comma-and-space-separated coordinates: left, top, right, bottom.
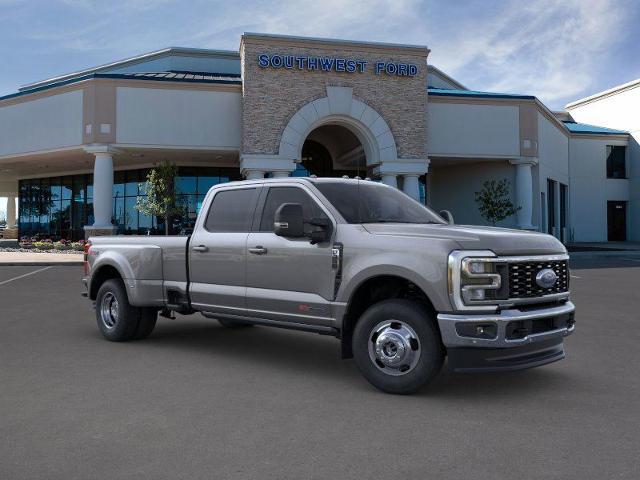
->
437, 301, 575, 372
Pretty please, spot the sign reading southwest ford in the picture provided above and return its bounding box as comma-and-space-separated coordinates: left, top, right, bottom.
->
257, 53, 418, 77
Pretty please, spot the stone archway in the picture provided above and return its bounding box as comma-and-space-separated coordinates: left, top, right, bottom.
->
278, 86, 398, 167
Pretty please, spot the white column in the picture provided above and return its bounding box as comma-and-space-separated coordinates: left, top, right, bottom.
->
6, 195, 16, 228
510, 158, 537, 230
271, 171, 290, 178
84, 146, 118, 232
402, 174, 420, 201
381, 174, 397, 188
245, 170, 265, 180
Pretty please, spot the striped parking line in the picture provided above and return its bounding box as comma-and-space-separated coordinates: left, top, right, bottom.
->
0, 266, 52, 286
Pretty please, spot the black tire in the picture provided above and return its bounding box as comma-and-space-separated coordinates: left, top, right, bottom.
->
132, 308, 158, 340
352, 299, 444, 394
95, 279, 145, 342
217, 318, 254, 329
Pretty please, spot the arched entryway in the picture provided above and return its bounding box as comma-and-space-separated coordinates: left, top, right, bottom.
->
299, 124, 368, 178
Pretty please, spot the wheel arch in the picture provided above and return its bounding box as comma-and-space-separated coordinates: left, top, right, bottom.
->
339, 273, 440, 359
89, 262, 126, 300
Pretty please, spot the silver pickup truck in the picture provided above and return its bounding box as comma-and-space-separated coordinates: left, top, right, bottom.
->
83, 177, 575, 394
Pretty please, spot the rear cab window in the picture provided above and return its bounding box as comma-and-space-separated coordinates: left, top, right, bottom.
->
204, 188, 259, 232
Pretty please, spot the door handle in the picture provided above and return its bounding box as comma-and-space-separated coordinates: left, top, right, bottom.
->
192, 245, 209, 253
248, 246, 268, 255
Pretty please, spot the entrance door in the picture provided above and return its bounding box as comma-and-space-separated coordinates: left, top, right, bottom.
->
607, 201, 627, 241
245, 184, 337, 327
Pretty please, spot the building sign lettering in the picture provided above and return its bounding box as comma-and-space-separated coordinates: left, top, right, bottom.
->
257, 54, 417, 77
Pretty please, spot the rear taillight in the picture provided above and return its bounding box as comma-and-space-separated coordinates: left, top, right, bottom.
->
83, 242, 92, 276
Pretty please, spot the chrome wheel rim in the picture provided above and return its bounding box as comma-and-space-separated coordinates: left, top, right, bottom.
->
100, 292, 119, 329
368, 320, 421, 376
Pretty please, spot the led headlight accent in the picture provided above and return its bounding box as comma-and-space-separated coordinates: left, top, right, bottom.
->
460, 257, 501, 304
448, 250, 501, 312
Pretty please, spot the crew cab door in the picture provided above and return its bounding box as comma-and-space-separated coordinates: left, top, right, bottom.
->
188, 186, 260, 315
245, 184, 337, 327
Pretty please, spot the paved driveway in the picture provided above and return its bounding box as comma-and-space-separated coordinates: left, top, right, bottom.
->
1, 257, 639, 479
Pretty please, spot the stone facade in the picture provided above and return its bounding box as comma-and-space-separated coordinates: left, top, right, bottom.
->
240, 34, 429, 161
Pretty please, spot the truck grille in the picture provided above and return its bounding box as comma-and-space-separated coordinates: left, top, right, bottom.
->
508, 260, 569, 298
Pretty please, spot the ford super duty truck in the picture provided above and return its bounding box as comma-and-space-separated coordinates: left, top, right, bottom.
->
83, 177, 575, 394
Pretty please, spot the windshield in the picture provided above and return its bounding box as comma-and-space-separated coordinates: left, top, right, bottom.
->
312, 181, 446, 224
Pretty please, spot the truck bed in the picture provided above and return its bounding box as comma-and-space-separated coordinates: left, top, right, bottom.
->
88, 235, 190, 307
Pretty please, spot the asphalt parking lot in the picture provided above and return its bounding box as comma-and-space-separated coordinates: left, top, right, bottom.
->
1, 257, 639, 479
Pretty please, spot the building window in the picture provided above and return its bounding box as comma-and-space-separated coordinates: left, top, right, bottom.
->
606, 145, 626, 179
547, 179, 556, 235
560, 183, 568, 242
18, 166, 241, 240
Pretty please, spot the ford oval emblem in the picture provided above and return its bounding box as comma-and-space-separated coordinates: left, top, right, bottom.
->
535, 268, 558, 289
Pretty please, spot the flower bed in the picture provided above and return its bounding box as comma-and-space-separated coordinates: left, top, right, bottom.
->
17, 237, 86, 252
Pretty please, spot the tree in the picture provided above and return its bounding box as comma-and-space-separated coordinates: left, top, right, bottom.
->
136, 161, 182, 235
474, 179, 520, 226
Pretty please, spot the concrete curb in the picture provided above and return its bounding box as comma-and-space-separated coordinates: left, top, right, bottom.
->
0, 261, 83, 266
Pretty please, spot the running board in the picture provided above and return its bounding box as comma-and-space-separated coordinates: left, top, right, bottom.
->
201, 311, 338, 336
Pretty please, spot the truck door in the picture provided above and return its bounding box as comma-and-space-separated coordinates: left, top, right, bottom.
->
245, 184, 337, 328
188, 186, 260, 315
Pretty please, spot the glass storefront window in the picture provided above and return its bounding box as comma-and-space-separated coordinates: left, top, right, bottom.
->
18, 166, 241, 240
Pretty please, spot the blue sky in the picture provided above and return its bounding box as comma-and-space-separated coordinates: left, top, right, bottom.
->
1, 0, 639, 108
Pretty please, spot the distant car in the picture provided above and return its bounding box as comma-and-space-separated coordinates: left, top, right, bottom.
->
83, 178, 575, 394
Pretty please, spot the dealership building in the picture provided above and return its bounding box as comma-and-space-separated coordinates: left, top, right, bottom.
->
0, 33, 637, 242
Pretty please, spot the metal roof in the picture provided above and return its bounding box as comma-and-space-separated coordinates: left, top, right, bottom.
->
428, 87, 535, 100
0, 71, 241, 103
19, 47, 240, 92
562, 121, 628, 135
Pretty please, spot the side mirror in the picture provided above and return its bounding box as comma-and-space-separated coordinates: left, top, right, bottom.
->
274, 203, 305, 237
307, 217, 332, 245
439, 210, 454, 224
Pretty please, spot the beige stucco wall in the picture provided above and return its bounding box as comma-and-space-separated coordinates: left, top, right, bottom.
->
240, 36, 428, 160
0, 90, 83, 157
116, 86, 242, 148
427, 101, 520, 157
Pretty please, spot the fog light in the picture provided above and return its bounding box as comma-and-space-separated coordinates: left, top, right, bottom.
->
456, 322, 497, 339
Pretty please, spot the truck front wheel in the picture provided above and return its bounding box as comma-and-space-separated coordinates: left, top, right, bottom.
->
352, 299, 444, 394
95, 279, 156, 341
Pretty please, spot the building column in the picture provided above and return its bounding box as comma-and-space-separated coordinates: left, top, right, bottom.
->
241, 154, 296, 181
245, 170, 265, 180
401, 175, 421, 201
373, 159, 429, 202
84, 145, 117, 237
510, 157, 538, 230
6, 195, 17, 229
381, 174, 397, 188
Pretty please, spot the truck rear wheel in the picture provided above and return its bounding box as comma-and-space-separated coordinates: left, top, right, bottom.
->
95, 279, 156, 341
352, 299, 444, 394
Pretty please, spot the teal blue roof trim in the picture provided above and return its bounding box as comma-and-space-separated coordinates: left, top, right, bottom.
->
0, 72, 242, 102
428, 87, 535, 100
562, 121, 628, 135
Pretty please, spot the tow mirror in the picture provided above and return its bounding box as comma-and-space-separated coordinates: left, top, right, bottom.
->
439, 210, 454, 224
307, 217, 332, 245
274, 203, 305, 237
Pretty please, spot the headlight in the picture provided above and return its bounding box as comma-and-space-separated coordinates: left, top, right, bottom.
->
448, 251, 504, 311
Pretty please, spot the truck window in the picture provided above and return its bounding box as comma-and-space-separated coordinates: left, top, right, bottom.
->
204, 188, 258, 232
259, 187, 327, 232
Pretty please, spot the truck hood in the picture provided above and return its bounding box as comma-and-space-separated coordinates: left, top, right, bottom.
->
362, 223, 566, 256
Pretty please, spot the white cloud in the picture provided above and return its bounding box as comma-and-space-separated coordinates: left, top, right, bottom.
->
426, 0, 628, 107
2, 0, 634, 109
